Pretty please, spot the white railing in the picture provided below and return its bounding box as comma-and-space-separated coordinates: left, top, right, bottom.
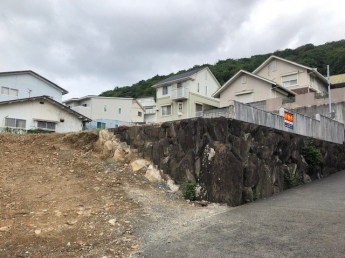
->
145, 109, 156, 114
195, 111, 203, 117
171, 87, 189, 100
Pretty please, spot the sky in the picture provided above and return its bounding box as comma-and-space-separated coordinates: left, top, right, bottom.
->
0, 0, 345, 100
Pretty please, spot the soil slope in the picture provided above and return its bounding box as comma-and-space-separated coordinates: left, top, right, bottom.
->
0, 131, 228, 258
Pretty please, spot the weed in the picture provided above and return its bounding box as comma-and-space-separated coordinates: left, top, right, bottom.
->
284, 173, 303, 189
182, 182, 197, 201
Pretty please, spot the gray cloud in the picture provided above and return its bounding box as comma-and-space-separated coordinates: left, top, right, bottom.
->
0, 0, 344, 99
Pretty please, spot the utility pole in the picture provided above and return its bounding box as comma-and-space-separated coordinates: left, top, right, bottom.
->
327, 65, 332, 117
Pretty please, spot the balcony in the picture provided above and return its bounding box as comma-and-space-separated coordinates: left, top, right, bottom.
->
145, 108, 156, 115
171, 87, 189, 101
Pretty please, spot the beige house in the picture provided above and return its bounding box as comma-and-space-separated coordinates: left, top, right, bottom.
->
0, 96, 90, 133
253, 55, 328, 94
212, 70, 296, 108
63, 96, 145, 129
152, 67, 220, 122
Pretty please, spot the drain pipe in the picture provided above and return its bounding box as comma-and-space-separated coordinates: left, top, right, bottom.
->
327, 65, 332, 117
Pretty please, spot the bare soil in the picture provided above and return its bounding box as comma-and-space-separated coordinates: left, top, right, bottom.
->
0, 131, 228, 258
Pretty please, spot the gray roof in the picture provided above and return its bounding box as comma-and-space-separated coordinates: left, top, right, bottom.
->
0, 95, 91, 122
154, 67, 205, 86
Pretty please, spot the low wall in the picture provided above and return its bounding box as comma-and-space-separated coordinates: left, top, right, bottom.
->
229, 101, 344, 144
113, 117, 345, 206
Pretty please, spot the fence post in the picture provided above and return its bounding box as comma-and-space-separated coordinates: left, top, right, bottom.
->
228, 100, 235, 119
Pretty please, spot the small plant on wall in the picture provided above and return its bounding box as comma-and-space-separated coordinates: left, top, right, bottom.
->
303, 145, 323, 174
182, 182, 197, 201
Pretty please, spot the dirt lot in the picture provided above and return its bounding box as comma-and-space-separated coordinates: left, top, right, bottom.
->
0, 131, 228, 258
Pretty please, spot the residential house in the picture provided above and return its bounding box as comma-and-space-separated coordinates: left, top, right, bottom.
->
63, 96, 145, 129
330, 73, 345, 89
0, 70, 68, 103
213, 56, 329, 108
136, 96, 157, 123
152, 67, 221, 122
0, 96, 91, 133
253, 55, 328, 94
212, 70, 296, 108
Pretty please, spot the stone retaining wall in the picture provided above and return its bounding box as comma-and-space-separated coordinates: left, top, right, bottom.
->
112, 117, 345, 206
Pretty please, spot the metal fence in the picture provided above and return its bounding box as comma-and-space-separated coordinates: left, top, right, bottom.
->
202, 101, 344, 144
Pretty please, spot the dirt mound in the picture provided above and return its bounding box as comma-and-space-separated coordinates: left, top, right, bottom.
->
0, 131, 228, 258
0, 131, 140, 257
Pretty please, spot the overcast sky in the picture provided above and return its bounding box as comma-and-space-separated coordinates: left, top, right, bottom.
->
1, 0, 344, 100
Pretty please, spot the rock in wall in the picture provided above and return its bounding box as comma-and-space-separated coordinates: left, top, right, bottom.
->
112, 117, 345, 206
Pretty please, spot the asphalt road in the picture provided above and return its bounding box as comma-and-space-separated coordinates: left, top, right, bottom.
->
140, 171, 345, 258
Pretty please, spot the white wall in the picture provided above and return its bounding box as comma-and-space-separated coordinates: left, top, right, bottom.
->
218, 74, 287, 107
189, 68, 220, 97
0, 100, 83, 132
255, 58, 327, 93
0, 73, 64, 102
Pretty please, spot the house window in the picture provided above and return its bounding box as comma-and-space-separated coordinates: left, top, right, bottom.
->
178, 102, 183, 115
205, 85, 208, 95
5, 118, 26, 128
282, 74, 298, 87
241, 75, 247, 84
37, 121, 56, 131
104, 105, 107, 112
118, 107, 122, 114
138, 111, 142, 117
10, 89, 18, 96
271, 60, 277, 71
1, 87, 9, 95
197, 83, 200, 93
97, 122, 106, 129
195, 103, 203, 117
163, 85, 171, 95
161, 105, 172, 116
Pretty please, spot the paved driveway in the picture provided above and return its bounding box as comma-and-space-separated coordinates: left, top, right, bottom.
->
141, 171, 345, 258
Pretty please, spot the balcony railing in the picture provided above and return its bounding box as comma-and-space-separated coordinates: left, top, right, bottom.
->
145, 109, 156, 114
195, 111, 203, 117
171, 87, 189, 100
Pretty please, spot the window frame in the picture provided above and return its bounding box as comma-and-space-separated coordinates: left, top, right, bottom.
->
281, 73, 298, 87
161, 104, 172, 116
177, 102, 183, 115
5, 118, 26, 129
37, 121, 56, 131
162, 85, 171, 95
241, 75, 247, 84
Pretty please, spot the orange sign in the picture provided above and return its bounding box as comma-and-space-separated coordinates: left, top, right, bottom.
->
284, 111, 293, 129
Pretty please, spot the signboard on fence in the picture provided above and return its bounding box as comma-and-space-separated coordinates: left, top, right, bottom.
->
284, 111, 294, 129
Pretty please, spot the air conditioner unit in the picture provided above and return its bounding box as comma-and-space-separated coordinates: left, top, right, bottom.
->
178, 112, 183, 116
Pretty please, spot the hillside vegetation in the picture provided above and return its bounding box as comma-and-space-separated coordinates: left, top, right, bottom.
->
100, 40, 345, 99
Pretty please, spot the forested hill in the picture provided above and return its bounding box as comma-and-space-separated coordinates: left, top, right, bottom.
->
100, 40, 345, 98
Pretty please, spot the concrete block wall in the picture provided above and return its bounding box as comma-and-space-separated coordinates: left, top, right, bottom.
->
228, 101, 344, 144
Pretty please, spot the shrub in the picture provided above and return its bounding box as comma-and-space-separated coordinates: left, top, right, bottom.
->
303, 145, 323, 173
284, 173, 303, 189
182, 182, 197, 201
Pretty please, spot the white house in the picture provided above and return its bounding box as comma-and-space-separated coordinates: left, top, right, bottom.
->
0, 70, 68, 103
136, 96, 157, 123
63, 95, 145, 129
0, 96, 91, 133
152, 67, 221, 122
